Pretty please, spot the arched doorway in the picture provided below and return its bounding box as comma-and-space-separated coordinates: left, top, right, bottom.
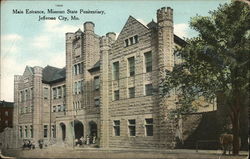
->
74, 120, 84, 139
89, 121, 97, 137
60, 123, 66, 141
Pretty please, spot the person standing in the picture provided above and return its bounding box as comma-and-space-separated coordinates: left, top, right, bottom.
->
86, 135, 90, 145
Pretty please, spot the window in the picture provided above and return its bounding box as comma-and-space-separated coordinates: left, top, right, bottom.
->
144, 52, 152, 72
27, 106, 30, 113
128, 119, 136, 136
77, 81, 81, 94
44, 87, 49, 99
53, 106, 56, 112
125, 39, 129, 47
20, 126, 23, 138
74, 82, 77, 94
145, 84, 153, 96
113, 120, 120, 136
58, 87, 62, 98
20, 91, 23, 102
44, 125, 48, 138
30, 125, 33, 138
128, 57, 135, 76
57, 105, 61, 112
5, 111, 8, 116
53, 88, 57, 99
129, 37, 134, 45
114, 90, 119, 101
25, 126, 28, 138
21, 91, 24, 102
5, 120, 8, 125
145, 118, 153, 136
76, 64, 80, 74
73, 63, 83, 75
62, 104, 66, 111
124, 35, 138, 47
62, 85, 66, 97
52, 125, 56, 138
134, 35, 138, 43
73, 65, 77, 75
30, 88, 33, 99
94, 97, 100, 107
128, 87, 135, 98
79, 63, 83, 74
25, 89, 28, 101
27, 89, 30, 100
94, 76, 100, 90
113, 62, 119, 80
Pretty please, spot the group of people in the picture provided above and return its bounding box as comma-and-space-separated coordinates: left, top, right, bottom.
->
75, 134, 97, 146
22, 139, 35, 150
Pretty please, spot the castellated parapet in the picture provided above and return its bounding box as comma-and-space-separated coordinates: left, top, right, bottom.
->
84, 21, 95, 32
66, 33, 75, 44
157, 7, 173, 22
106, 32, 116, 41
33, 66, 43, 75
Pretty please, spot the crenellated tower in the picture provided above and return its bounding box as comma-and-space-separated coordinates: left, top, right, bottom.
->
157, 7, 176, 148
99, 32, 116, 148
33, 66, 43, 140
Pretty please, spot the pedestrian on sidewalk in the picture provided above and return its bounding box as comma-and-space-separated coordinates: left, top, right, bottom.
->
86, 135, 90, 145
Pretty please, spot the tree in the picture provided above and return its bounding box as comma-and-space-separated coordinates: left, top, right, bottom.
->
160, 1, 250, 155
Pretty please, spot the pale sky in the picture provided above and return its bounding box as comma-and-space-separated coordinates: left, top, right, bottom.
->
0, 0, 229, 102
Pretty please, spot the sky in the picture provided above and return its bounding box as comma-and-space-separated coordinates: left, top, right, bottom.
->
1, 0, 230, 102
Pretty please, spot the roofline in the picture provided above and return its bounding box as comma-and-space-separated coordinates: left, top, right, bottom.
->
0, 101, 14, 107
174, 34, 187, 47
42, 77, 65, 84
116, 16, 149, 41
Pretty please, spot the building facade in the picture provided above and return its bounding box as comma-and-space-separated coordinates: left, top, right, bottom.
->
13, 7, 186, 149
0, 101, 14, 133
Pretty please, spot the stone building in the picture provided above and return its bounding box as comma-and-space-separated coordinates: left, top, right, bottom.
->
12, 7, 187, 149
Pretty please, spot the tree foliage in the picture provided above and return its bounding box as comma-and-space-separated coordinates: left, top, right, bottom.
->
160, 1, 250, 155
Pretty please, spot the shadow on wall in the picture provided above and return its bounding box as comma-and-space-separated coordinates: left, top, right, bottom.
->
177, 110, 248, 150
177, 111, 220, 150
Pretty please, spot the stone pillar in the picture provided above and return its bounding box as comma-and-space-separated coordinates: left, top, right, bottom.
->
13, 75, 22, 148
65, 121, 74, 146
33, 66, 43, 142
56, 122, 61, 143
65, 33, 75, 116
157, 7, 176, 148
99, 34, 114, 148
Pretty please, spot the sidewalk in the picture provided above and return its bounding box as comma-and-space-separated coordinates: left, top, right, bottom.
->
2, 147, 249, 159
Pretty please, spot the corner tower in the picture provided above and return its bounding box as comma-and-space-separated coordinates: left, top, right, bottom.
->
157, 7, 176, 148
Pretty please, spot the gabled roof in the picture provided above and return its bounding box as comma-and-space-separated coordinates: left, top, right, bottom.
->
174, 34, 187, 47
42, 65, 66, 84
23, 66, 34, 76
147, 19, 157, 29
116, 16, 149, 41
0, 101, 14, 108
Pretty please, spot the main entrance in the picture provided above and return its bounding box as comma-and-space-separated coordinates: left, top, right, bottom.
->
74, 120, 84, 139
60, 123, 66, 141
89, 121, 97, 137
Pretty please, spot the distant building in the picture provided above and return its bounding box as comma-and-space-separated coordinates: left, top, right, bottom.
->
0, 101, 14, 132
11, 7, 198, 149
